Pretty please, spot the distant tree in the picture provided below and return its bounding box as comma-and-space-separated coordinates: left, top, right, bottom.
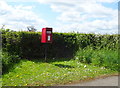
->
27, 26, 37, 32
1, 24, 5, 29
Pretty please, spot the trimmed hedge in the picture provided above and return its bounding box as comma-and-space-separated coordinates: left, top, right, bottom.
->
1, 29, 119, 59
76, 33, 118, 50
2, 29, 78, 59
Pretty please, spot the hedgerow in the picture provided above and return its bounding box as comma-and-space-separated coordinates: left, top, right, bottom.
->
2, 29, 78, 59
1, 29, 119, 72
2, 29, 118, 58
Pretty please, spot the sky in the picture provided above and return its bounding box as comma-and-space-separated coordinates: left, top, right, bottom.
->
0, 0, 119, 34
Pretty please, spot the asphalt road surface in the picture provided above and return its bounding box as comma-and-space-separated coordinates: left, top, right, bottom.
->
62, 76, 119, 86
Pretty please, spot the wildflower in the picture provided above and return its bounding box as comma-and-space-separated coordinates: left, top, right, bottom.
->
101, 67, 105, 69
16, 75, 19, 77
94, 71, 97, 73
84, 65, 87, 68
24, 84, 27, 86
83, 76, 87, 78
64, 74, 67, 76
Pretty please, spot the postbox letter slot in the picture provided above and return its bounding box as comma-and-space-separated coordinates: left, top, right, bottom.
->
47, 31, 51, 34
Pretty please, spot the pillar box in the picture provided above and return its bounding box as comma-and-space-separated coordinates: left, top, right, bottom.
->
41, 27, 52, 43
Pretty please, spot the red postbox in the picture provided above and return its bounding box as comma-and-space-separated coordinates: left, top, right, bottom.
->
41, 27, 52, 43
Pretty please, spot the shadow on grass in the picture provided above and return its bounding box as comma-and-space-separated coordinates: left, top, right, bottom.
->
2, 59, 21, 75
2, 57, 73, 75
54, 64, 75, 68
29, 57, 73, 63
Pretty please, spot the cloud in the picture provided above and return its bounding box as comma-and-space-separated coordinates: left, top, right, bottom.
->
96, 0, 118, 3
0, 1, 47, 31
55, 17, 117, 34
49, 1, 117, 22
1, 0, 118, 34
37, 0, 119, 3
38, 0, 118, 34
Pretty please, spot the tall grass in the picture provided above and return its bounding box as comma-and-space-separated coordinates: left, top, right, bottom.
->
2, 51, 21, 74
75, 47, 118, 71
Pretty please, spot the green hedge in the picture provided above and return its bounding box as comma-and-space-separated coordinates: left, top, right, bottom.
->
2, 29, 78, 59
1, 29, 119, 59
76, 33, 118, 50
1, 29, 119, 72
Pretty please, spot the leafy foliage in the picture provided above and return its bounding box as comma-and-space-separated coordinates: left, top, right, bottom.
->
1, 29, 119, 71
2, 51, 21, 74
75, 47, 118, 71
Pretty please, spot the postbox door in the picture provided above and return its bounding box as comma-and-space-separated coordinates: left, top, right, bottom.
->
46, 30, 52, 42
47, 34, 51, 41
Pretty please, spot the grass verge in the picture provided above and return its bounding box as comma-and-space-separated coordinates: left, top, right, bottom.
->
2, 59, 117, 86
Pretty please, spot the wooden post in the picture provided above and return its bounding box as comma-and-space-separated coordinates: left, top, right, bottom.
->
45, 44, 47, 62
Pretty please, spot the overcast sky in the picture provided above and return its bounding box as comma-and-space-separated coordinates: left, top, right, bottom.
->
0, 0, 119, 34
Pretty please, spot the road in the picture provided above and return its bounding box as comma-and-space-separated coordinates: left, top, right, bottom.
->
62, 76, 119, 86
